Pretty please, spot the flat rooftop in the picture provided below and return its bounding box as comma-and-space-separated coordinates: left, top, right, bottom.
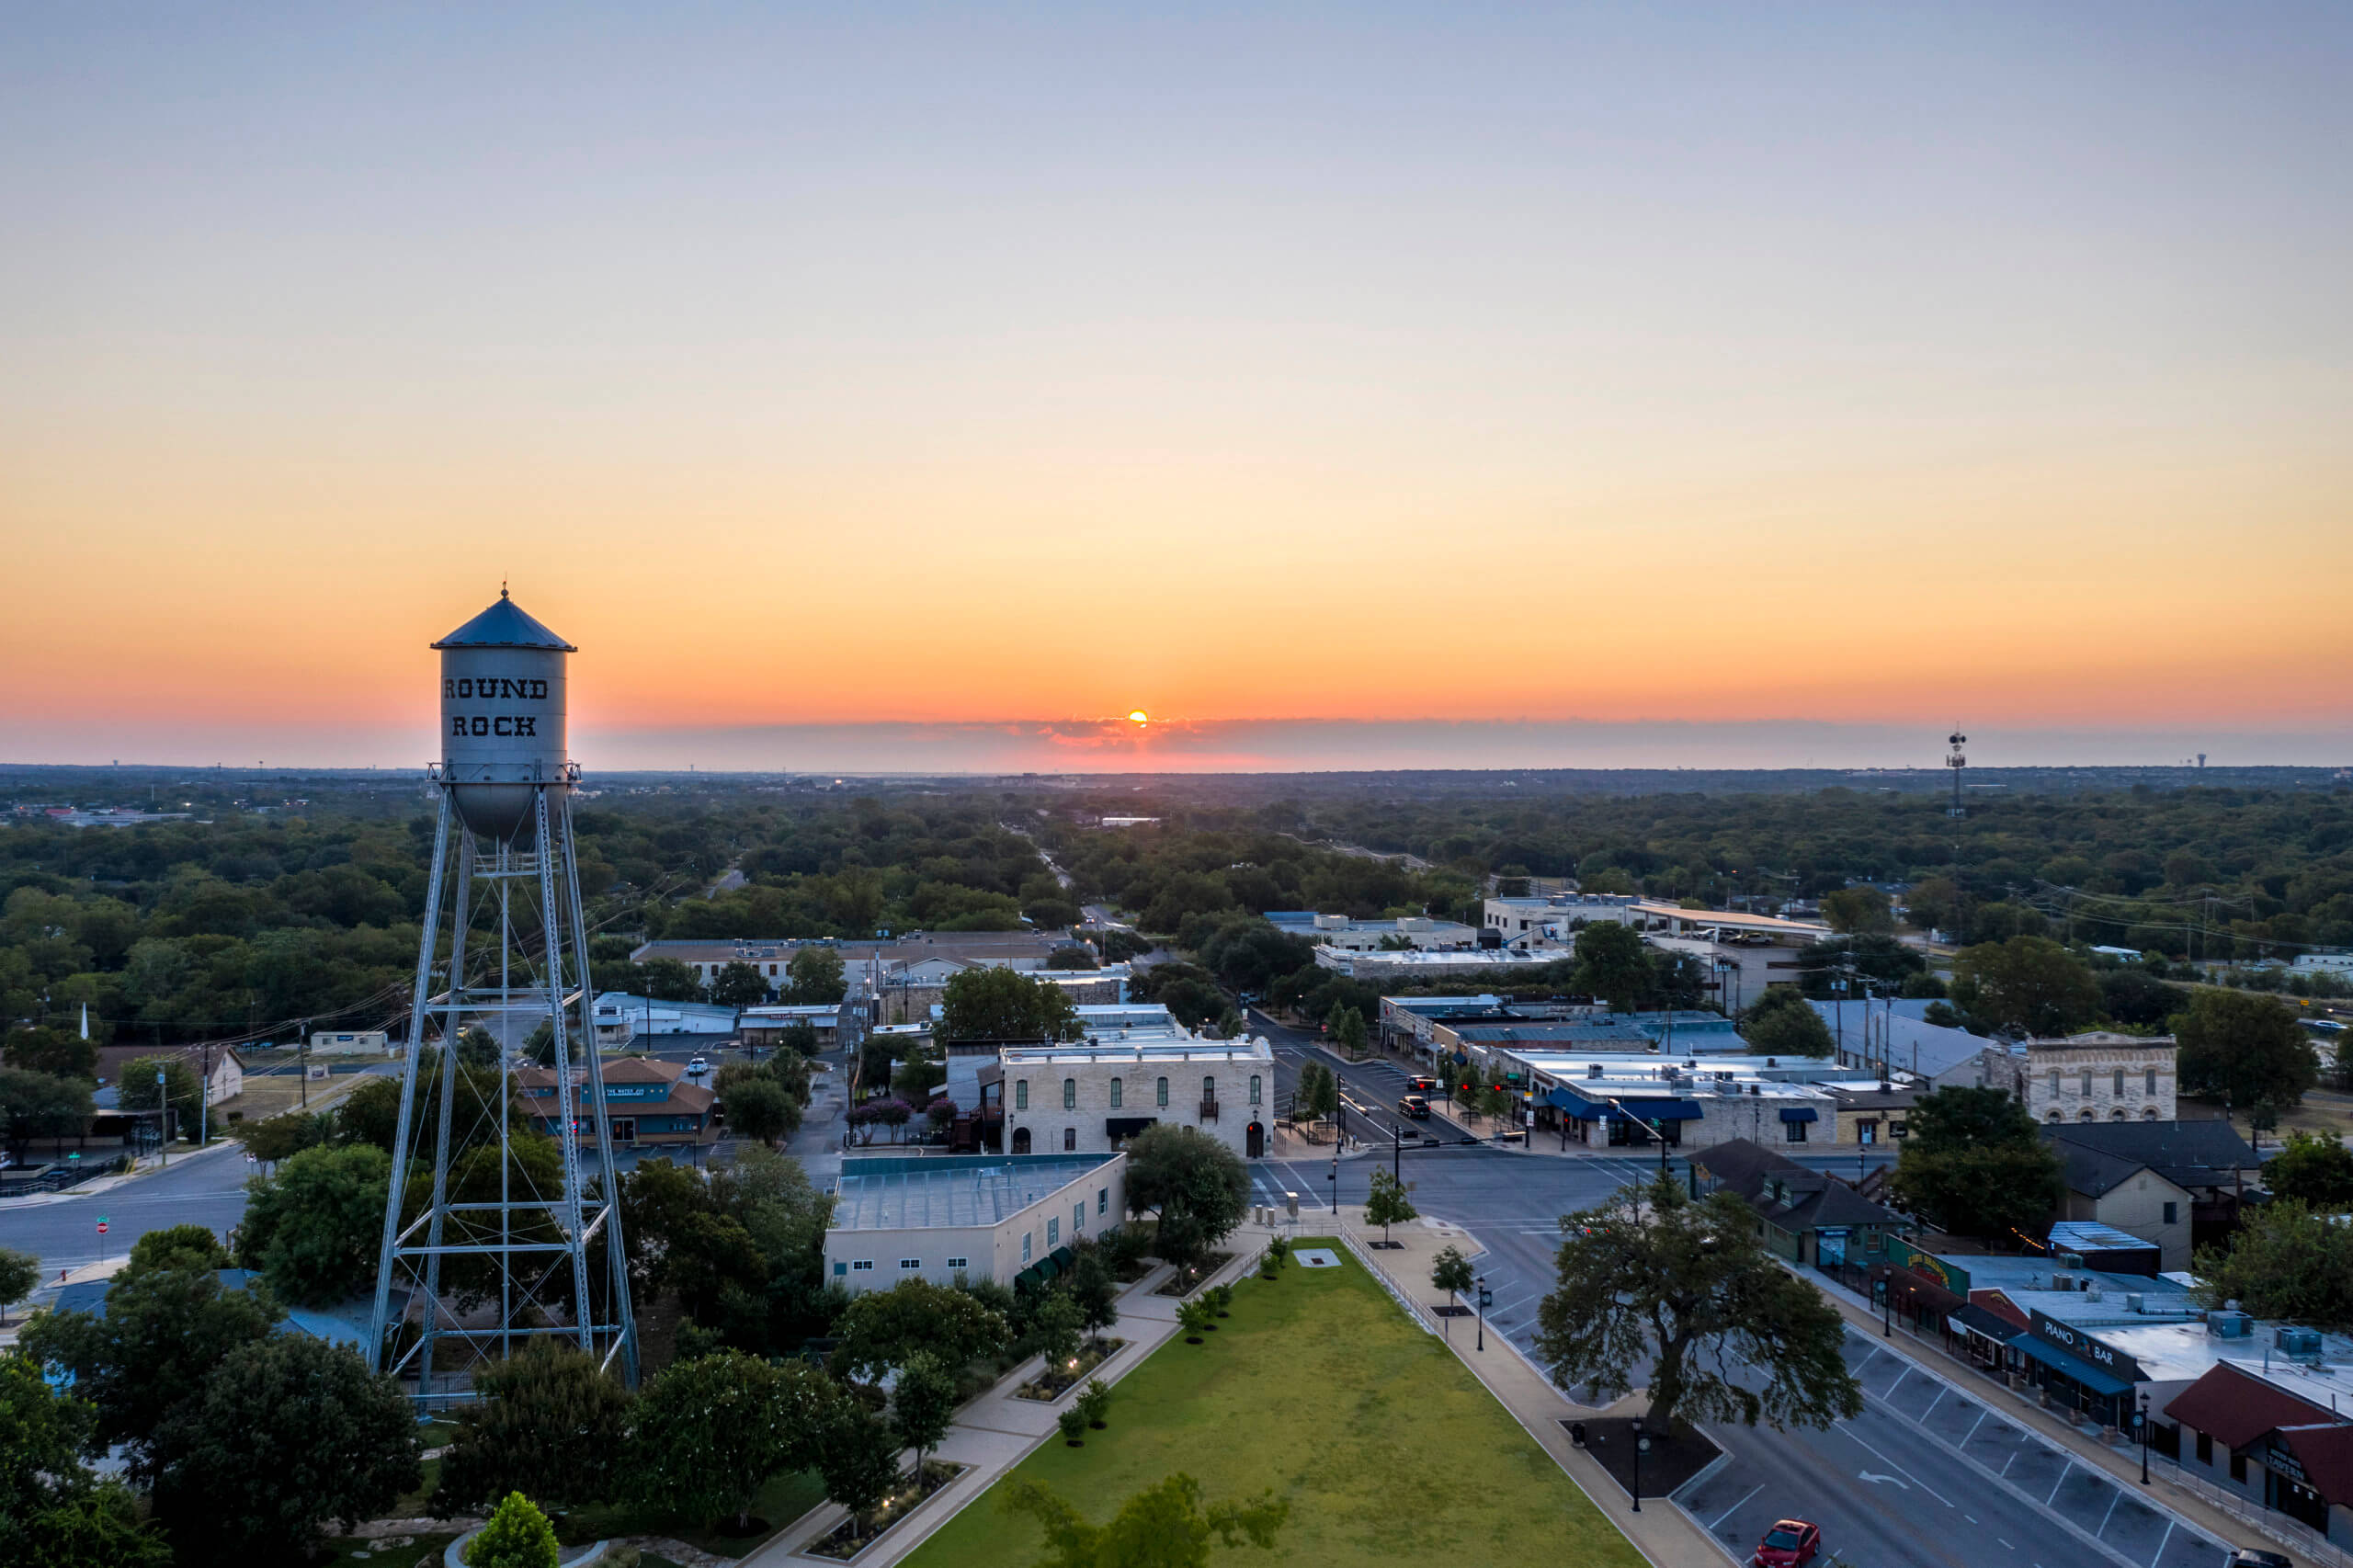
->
832, 1154, 1116, 1232
1003, 1040, 1274, 1064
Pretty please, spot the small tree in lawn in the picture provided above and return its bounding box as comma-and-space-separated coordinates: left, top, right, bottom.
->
1363, 1168, 1417, 1245
1002, 1473, 1288, 1568
1206, 1282, 1233, 1320
1058, 1405, 1088, 1447
1534, 1174, 1860, 1435
1177, 1301, 1213, 1344
1064, 1244, 1120, 1348
820, 1401, 905, 1526
466, 1491, 560, 1568
1431, 1244, 1475, 1342
1078, 1378, 1111, 1430
890, 1352, 959, 1478
626, 1350, 840, 1535
434, 1339, 632, 1515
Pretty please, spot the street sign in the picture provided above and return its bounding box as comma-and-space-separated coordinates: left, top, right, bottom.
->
96, 1218, 108, 1234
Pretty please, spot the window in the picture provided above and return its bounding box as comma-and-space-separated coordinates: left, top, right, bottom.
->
2114, 1069, 2126, 1096
1250, 1074, 1262, 1106
2146, 1068, 2157, 1095
899, 1258, 922, 1270
1110, 1077, 1123, 1108
1784, 1119, 1809, 1143
2164, 1201, 2178, 1225
1074, 1203, 1086, 1232
1047, 1218, 1060, 1247
851, 1259, 874, 1272
1022, 1233, 1033, 1264
2080, 1072, 2093, 1096
2229, 1451, 2247, 1483
946, 1256, 969, 1270
1015, 1080, 1029, 1110
2048, 1069, 2061, 1096
1097, 1187, 1108, 1214
834, 1261, 847, 1276
1063, 1077, 1077, 1109
2195, 1431, 2212, 1465
1063, 1127, 1075, 1151
1156, 1076, 1169, 1108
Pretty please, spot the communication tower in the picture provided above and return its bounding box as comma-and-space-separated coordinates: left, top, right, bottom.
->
1945, 728, 1967, 819
367, 590, 637, 1399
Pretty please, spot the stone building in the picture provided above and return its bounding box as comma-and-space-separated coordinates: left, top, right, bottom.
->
999, 1038, 1276, 1161
1981, 1030, 2178, 1124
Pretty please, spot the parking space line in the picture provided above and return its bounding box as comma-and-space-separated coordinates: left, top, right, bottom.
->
1707, 1483, 1766, 1530
1918, 1385, 1945, 1423
2045, 1462, 2071, 1506
2095, 1489, 2120, 1539
2151, 1520, 2172, 1563
1962, 1410, 1987, 1446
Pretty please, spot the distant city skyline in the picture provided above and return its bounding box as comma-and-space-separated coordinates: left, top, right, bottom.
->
4, 6, 2347, 768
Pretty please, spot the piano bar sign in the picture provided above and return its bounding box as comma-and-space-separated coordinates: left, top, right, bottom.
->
2029, 1310, 2147, 1382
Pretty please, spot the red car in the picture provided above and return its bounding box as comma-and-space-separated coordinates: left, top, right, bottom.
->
1752, 1519, 1821, 1567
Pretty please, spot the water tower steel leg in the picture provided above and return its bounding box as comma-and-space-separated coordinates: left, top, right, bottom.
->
561, 790, 638, 1384
534, 790, 597, 1353
416, 834, 476, 1398
498, 845, 513, 1366
369, 791, 452, 1375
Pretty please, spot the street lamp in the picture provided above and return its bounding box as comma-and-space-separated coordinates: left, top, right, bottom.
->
155, 1069, 168, 1167
1476, 1275, 1491, 1352
1881, 1271, 1893, 1338
2138, 1392, 2151, 1485
1631, 1417, 1649, 1512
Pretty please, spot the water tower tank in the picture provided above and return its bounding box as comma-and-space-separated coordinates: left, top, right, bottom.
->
433, 589, 574, 842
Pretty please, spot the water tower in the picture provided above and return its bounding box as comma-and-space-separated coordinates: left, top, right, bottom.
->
368, 589, 638, 1397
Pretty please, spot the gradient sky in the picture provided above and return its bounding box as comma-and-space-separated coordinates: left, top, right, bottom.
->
5, 5, 2349, 772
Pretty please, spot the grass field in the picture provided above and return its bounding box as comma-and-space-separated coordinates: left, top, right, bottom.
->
901, 1239, 1644, 1568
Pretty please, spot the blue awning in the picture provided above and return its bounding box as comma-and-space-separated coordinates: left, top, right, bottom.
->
1545, 1086, 1607, 1119
1623, 1098, 1704, 1122
1779, 1107, 1819, 1123
2012, 1335, 2132, 1397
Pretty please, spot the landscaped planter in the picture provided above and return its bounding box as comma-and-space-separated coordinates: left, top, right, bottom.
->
804, 1460, 969, 1561
1013, 1338, 1127, 1402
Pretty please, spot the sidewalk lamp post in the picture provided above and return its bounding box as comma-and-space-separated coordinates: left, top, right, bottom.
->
1880, 1272, 1893, 1338
1631, 1417, 1648, 1512
156, 1070, 168, 1167
1475, 1275, 1491, 1352
2137, 1392, 2151, 1484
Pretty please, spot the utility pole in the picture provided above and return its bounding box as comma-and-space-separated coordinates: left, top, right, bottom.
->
156, 1069, 168, 1166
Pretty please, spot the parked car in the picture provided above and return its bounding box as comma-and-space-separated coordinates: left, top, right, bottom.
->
687, 1055, 709, 1076
1406, 1075, 1438, 1093
2227, 1551, 2292, 1568
1752, 1519, 1820, 1567
1397, 1095, 1431, 1119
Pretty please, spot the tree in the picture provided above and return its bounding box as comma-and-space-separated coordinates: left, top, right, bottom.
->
1570, 922, 1652, 1012
1176, 1300, 1214, 1343
1887, 1085, 2064, 1241
2265, 1131, 2353, 1208
4, 1024, 97, 1082
239, 1108, 330, 1166
1949, 937, 2102, 1037
626, 1350, 841, 1533
937, 967, 1078, 1042
1363, 1168, 1417, 1244
466, 1492, 561, 1568
1063, 1243, 1121, 1345
1122, 1124, 1249, 1272
2194, 1200, 2353, 1328
890, 1350, 960, 1474
457, 1026, 503, 1068
1325, 1004, 1368, 1057
0, 1245, 39, 1325
335, 1074, 403, 1151
114, 1055, 202, 1137
1476, 1081, 1512, 1126
17, 1264, 281, 1478
709, 960, 772, 1007
150, 1335, 421, 1566
235, 1142, 392, 1306
433, 1340, 634, 1515
1431, 1244, 1474, 1327
1000, 1473, 1289, 1568
819, 1400, 905, 1521
0, 1067, 95, 1159
1045, 945, 1100, 971
0, 1357, 172, 1568
641, 958, 707, 1002
1739, 988, 1836, 1058
782, 947, 848, 1006
1903, 876, 1966, 937
120, 1223, 229, 1279
1533, 1175, 1860, 1434
2098, 968, 2177, 1028
1033, 1293, 1084, 1371
722, 1075, 796, 1147
2174, 988, 2318, 1108
832, 1278, 1009, 1381
1821, 887, 1894, 936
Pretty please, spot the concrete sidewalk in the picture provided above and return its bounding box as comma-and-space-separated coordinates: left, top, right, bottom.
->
1331, 1205, 1727, 1568
741, 1244, 1263, 1567
0, 1134, 246, 1211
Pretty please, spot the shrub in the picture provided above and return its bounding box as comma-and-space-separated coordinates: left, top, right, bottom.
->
466, 1491, 560, 1568
1057, 1406, 1087, 1446
1077, 1379, 1111, 1430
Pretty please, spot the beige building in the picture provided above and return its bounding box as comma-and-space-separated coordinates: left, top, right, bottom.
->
1001, 1040, 1276, 1161
824, 1153, 1127, 1293
1983, 1031, 2178, 1124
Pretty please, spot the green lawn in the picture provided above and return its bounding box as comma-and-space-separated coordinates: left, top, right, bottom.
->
901, 1240, 1644, 1568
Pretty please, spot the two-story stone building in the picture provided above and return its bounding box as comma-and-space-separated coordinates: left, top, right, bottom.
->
1981, 1030, 2178, 1124
999, 1038, 1276, 1161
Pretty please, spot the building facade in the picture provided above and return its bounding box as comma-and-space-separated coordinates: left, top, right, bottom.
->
824, 1152, 1127, 1294
1983, 1032, 2179, 1123
999, 1040, 1276, 1162
511, 1055, 715, 1147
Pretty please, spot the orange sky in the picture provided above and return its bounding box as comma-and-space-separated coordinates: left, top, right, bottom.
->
5, 7, 2350, 767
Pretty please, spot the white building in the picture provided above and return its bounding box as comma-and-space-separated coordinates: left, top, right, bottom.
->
1480, 894, 1640, 947
1983, 1031, 2180, 1124
1264, 912, 1481, 951
590, 992, 740, 1047
310, 1029, 391, 1055
824, 1152, 1127, 1294
1000, 1038, 1277, 1161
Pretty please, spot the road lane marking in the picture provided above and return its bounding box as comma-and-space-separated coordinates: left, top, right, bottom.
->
2095, 1490, 2120, 1539
2045, 1462, 2070, 1506
2151, 1521, 2172, 1563
1707, 1483, 1766, 1529
1918, 1386, 1946, 1423
1996, 1540, 2013, 1551
1962, 1410, 1988, 1446
1829, 1421, 1954, 1507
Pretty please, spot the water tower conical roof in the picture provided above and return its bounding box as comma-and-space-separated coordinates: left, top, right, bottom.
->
431, 589, 576, 652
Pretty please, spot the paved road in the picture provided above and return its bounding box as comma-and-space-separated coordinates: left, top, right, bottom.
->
0, 1147, 254, 1282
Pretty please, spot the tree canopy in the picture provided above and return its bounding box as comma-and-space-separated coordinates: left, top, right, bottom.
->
2195, 1200, 2353, 1329
1000, 1472, 1290, 1568
1888, 1085, 2064, 1241
1738, 988, 1835, 1058
937, 967, 1080, 1042
2173, 988, 2318, 1108
1121, 1125, 1249, 1271
625, 1349, 842, 1533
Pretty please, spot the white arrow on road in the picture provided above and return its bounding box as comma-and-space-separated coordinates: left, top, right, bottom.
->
1858, 1471, 1910, 1488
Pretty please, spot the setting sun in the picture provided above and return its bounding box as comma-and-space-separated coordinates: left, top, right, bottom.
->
1128, 710, 1150, 725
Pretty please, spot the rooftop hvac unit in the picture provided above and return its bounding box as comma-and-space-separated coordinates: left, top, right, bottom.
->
1748, 1083, 1761, 1096
2206, 1310, 2254, 1339
2124, 1292, 2143, 1313
2278, 1326, 2325, 1363
2085, 1284, 2104, 1302
2057, 1252, 2086, 1270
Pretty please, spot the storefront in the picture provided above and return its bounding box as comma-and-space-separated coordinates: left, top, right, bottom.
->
2013, 1312, 2141, 1430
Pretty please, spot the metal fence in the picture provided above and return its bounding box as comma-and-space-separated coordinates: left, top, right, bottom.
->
1334, 1222, 1440, 1336
2156, 1459, 2353, 1568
